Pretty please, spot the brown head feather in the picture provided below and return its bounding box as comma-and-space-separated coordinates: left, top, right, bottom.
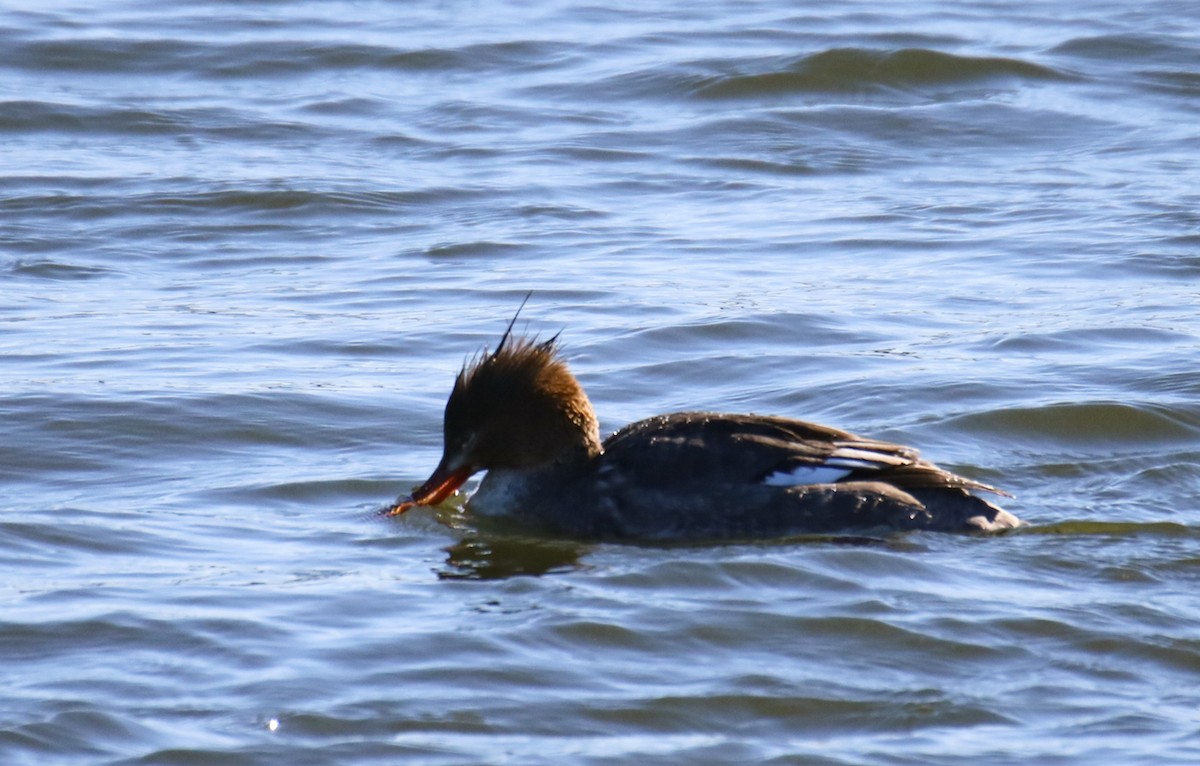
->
442, 332, 601, 471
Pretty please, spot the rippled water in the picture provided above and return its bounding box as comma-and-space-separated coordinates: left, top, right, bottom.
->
3, 0, 1200, 763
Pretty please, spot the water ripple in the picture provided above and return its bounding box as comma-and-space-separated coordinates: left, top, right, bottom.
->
4, 2, 1200, 764
694, 48, 1071, 100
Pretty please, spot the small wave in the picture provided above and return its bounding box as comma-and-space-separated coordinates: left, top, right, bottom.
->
990, 325, 1196, 354
694, 47, 1069, 100
1024, 520, 1199, 538
947, 401, 1200, 446
0, 514, 192, 560
0, 99, 320, 140
1050, 34, 1192, 64
203, 40, 565, 79
5, 258, 112, 281
10, 186, 484, 224
10, 37, 568, 78
424, 241, 525, 259
11, 37, 203, 75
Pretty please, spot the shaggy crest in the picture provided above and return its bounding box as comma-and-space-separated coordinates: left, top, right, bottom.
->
451, 292, 570, 412
443, 295, 601, 467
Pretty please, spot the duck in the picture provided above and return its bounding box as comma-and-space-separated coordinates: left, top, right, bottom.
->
386, 311, 1021, 540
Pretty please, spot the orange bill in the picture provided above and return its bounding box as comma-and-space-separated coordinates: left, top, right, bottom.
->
383, 462, 473, 516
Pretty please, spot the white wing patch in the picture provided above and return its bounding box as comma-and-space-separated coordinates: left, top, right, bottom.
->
823, 457, 883, 471
763, 465, 853, 487
828, 446, 910, 466
762, 445, 913, 487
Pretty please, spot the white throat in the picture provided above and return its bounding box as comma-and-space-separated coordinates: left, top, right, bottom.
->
467, 468, 533, 517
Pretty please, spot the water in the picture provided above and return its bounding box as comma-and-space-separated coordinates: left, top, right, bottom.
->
3, 0, 1200, 763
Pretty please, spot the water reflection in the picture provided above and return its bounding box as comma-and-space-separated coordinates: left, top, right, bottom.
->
374, 500, 588, 579
377, 497, 939, 578
438, 534, 587, 580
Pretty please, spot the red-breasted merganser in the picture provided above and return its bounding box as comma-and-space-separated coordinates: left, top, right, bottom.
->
386, 317, 1020, 539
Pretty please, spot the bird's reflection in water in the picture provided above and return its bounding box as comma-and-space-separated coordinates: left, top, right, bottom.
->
436, 528, 910, 579
382, 500, 912, 580
424, 501, 586, 580
438, 534, 586, 580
